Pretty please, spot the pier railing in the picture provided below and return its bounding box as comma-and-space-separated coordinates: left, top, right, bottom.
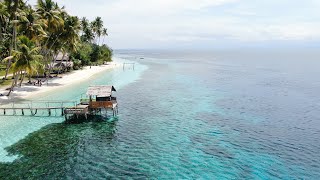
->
0, 100, 78, 116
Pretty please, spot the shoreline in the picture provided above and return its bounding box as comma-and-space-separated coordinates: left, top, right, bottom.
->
0, 62, 121, 102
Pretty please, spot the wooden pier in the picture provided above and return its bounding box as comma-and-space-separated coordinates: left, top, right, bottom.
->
123, 62, 135, 70
0, 101, 77, 116
64, 105, 89, 119
0, 85, 119, 121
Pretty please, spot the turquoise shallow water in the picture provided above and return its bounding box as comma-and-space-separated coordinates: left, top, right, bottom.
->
0, 50, 320, 179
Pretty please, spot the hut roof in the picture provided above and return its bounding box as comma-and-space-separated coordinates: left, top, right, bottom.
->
55, 52, 69, 61
86, 85, 116, 97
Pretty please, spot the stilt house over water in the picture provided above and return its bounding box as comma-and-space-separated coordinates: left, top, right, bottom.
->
64, 85, 118, 120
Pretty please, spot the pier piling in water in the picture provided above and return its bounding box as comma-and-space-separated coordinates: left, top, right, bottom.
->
123, 63, 135, 71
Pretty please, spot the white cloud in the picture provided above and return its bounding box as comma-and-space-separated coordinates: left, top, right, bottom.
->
108, 0, 237, 14
27, 0, 320, 48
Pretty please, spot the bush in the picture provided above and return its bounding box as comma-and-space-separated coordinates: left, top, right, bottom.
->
73, 59, 82, 70
70, 42, 113, 67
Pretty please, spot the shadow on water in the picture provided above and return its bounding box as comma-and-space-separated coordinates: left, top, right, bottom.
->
66, 115, 119, 124
0, 118, 118, 179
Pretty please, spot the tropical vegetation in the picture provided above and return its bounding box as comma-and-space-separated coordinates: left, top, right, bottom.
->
0, 0, 112, 95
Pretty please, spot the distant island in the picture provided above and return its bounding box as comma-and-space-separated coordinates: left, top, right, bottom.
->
0, 0, 112, 96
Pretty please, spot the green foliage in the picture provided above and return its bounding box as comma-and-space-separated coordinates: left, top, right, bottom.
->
99, 44, 113, 62
0, 36, 11, 60
0, 0, 112, 90
72, 59, 81, 70
90, 44, 100, 63
89, 43, 113, 64
70, 42, 91, 66
70, 42, 112, 66
11, 35, 43, 74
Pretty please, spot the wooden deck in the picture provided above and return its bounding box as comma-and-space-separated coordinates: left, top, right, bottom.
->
64, 105, 89, 119
64, 101, 118, 120
90, 101, 117, 109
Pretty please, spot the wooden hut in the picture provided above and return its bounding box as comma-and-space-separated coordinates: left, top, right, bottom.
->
86, 85, 117, 109
64, 85, 118, 120
49, 52, 73, 73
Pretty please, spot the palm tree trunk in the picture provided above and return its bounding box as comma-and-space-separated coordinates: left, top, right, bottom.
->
47, 53, 58, 76
102, 36, 105, 45
28, 74, 31, 83
3, 22, 16, 80
7, 73, 17, 96
4, 0, 18, 80
3, 61, 12, 80
45, 53, 53, 83
0, 22, 2, 40
45, 33, 63, 76
41, 33, 62, 68
19, 71, 25, 87
14, 71, 20, 86
57, 52, 66, 76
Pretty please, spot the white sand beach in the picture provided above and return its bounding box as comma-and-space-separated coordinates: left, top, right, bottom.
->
0, 62, 121, 101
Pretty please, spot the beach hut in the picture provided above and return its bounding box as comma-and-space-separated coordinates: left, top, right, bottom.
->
86, 85, 117, 109
64, 85, 118, 120
49, 52, 74, 73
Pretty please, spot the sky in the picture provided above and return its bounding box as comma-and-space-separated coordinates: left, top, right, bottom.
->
27, 0, 320, 49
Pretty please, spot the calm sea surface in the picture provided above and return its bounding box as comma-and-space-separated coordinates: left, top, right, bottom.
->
0, 49, 319, 179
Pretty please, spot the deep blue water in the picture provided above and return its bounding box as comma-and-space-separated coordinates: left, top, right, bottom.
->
0, 49, 319, 179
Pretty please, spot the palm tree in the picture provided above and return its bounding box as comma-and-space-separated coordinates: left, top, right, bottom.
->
4, 36, 43, 96
80, 17, 89, 33
0, 1, 10, 61
62, 16, 80, 50
80, 17, 96, 44
56, 15, 80, 74
36, 0, 63, 55
82, 26, 94, 43
36, 0, 65, 78
18, 5, 47, 42
101, 28, 108, 45
1, 0, 112, 90
2, 0, 24, 80
0, 1, 9, 41
36, 0, 63, 33
91, 16, 103, 44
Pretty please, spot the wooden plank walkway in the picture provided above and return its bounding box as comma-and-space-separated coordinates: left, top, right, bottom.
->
0, 100, 77, 116
64, 105, 90, 119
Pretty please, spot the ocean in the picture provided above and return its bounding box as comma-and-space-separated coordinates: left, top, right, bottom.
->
0, 49, 319, 179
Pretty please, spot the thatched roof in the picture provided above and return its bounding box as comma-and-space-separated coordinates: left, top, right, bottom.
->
55, 52, 69, 61
86, 85, 116, 97
48, 61, 73, 68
